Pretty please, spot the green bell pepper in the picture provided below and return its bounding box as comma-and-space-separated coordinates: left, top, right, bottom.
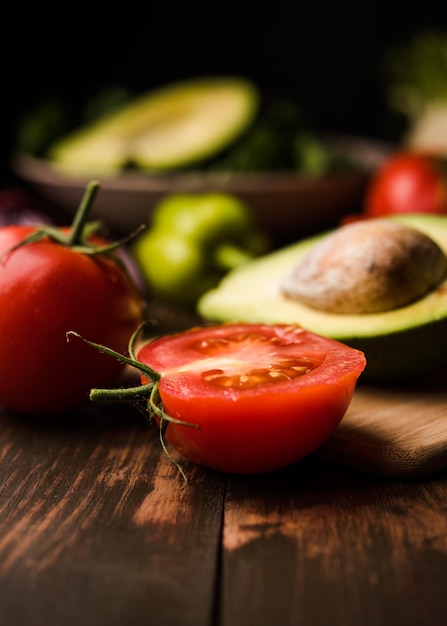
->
133, 193, 269, 306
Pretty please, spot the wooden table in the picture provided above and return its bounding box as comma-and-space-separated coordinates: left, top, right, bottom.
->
1, 388, 447, 626
1, 289, 447, 626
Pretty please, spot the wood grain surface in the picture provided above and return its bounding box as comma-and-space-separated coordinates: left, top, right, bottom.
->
0, 404, 224, 626
2, 301, 447, 626
220, 462, 447, 626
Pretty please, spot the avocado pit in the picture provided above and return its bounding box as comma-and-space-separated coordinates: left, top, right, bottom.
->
281, 219, 447, 314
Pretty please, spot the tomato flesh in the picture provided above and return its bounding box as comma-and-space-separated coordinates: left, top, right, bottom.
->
137, 324, 366, 474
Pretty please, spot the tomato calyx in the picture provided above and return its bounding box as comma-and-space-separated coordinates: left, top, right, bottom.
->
67, 325, 199, 484
0, 180, 145, 264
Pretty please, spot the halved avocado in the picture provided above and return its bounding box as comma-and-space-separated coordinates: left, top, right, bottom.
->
49, 77, 259, 175
198, 214, 447, 382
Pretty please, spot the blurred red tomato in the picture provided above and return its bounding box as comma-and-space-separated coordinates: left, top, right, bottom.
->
364, 152, 447, 217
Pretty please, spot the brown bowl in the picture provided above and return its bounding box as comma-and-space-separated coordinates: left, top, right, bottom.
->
12, 135, 391, 243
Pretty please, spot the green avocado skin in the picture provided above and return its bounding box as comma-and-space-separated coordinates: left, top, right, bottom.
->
342, 318, 447, 383
198, 214, 447, 383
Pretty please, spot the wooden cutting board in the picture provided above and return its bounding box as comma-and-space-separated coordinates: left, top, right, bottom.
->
318, 376, 447, 479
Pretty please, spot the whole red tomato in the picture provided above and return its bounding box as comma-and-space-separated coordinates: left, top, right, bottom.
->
364, 152, 447, 217
131, 323, 366, 474
0, 182, 143, 415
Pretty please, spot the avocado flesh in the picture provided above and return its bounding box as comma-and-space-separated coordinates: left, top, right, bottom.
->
198, 214, 447, 382
49, 77, 259, 175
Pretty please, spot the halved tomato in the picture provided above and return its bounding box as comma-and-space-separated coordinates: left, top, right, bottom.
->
137, 323, 366, 474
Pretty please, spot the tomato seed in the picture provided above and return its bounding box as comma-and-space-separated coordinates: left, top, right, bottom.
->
201, 359, 315, 390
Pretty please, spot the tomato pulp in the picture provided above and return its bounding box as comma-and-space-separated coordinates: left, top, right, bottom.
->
137, 323, 366, 474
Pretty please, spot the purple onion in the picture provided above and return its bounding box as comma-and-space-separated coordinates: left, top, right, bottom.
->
0, 188, 54, 226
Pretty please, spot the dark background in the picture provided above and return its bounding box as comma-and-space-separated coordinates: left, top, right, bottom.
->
2, 1, 447, 184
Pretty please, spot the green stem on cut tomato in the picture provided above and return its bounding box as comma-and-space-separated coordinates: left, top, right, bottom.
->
89, 381, 155, 403
149, 383, 189, 486
66, 323, 199, 486
66, 324, 161, 382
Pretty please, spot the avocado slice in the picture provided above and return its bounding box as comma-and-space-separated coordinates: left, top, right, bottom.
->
198, 214, 447, 382
49, 77, 259, 175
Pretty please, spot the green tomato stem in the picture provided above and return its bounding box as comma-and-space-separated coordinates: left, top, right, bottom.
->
68, 326, 200, 432
68, 323, 200, 488
68, 180, 100, 246
89, 381, 155, 403
1, 180, 145, 263
66, 327, 160, 381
